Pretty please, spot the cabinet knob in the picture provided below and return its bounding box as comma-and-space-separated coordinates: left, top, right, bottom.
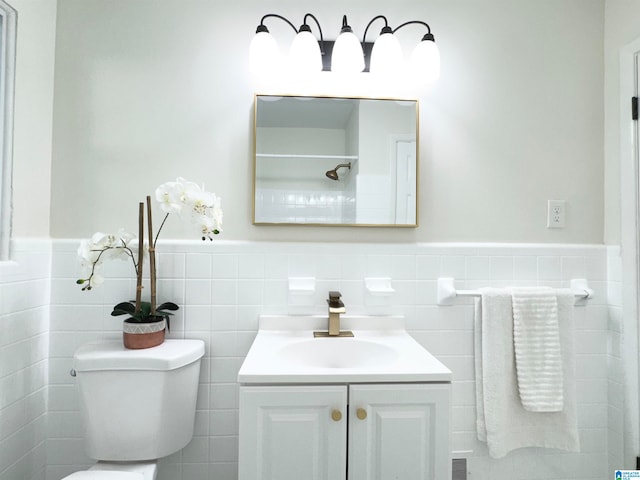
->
356, 408, 367, 420
331, 409, 342, 422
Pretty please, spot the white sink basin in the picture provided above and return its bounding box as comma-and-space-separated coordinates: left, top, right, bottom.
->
237, 315, 452, 384
278, 338, 398, 369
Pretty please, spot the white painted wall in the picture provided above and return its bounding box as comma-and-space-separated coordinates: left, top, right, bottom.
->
10, 0, 56, 238
50, 0, 604, 244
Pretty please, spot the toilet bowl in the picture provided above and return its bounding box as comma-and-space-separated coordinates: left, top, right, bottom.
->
61, 340, 205, 480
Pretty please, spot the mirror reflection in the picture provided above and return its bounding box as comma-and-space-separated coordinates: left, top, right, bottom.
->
253, 95, 418, 226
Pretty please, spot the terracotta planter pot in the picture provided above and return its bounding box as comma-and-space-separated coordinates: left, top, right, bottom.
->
122, 317, 166, 349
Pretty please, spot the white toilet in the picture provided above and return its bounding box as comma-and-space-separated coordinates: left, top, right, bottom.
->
62, 339, 206, 480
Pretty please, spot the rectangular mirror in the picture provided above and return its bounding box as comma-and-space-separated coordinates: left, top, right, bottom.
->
253, 95, 418, 227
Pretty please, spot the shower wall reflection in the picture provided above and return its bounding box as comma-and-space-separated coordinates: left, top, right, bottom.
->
253, 95, 418, 227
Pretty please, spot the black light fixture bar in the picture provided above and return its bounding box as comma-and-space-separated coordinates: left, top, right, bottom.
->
318, 40, 374, 72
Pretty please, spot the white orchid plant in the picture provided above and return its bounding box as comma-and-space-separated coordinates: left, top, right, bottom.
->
77, 177, 222, 324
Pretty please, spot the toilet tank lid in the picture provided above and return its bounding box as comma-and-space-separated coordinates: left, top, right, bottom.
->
73, 339, 205, 372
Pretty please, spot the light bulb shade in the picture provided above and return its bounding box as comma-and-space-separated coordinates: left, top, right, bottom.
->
331, 31, 365, 73
370, 32, 403, 74
289, 30, 322, 73
249, 31, 280, 75
409, 39, 440, 82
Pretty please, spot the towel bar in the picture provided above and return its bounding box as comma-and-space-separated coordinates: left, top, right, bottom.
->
437, 277, 594, 306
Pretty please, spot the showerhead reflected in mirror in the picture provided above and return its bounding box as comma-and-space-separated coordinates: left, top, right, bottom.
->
325, 162, 351, 181
253, 95, 418, 227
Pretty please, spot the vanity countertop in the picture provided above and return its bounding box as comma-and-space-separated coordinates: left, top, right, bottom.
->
237, 315, 452, 384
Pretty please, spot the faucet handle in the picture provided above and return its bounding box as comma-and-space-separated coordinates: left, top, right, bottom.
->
328, 291, 344, 308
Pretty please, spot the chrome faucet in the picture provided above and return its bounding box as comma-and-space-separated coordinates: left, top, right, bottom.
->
327, 291, 345, 336
314, 291, 353, 337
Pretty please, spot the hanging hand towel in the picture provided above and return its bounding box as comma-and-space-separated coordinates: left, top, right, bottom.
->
475, 288, 579, 459
511, 287, 563, 412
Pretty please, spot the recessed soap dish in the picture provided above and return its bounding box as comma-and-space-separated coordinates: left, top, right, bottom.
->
365, 277, 395, 296
288, 277, 315, 295
287, 277, 316, 312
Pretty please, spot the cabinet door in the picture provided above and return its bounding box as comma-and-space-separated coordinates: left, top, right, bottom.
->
239, 385, 348, 480
348, 383, 451, 480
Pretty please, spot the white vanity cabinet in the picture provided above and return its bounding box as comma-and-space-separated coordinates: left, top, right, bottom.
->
238, 383, 450, 480
238, 385, 348, 480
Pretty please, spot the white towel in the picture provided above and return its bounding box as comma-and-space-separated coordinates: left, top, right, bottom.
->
511, 287, 564, 412
474, 288, 579, 459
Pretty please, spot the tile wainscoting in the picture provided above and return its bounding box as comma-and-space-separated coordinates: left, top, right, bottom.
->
0, 239, 51, 480
1, 239, 621, 480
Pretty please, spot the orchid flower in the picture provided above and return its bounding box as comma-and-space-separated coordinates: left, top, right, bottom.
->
155, 177, 223, 241
78, 177, 222, 298
76, 229, 138, 291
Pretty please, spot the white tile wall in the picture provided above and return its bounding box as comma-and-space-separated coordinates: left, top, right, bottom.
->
0, 239, 51, 480
0, 239, 620, 479
607, 245, 624, 473
255, 188, 354, 224
45, 240, 612, 480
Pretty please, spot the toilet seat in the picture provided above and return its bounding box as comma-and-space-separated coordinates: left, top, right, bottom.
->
62, 473, 143, 480
61, 460, 156, 480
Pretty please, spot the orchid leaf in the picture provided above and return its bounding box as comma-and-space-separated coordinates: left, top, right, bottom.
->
157, 301, 179, 311
110, 300, 179, 324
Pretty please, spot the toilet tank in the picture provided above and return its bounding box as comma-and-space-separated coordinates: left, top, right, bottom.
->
73, 339, 205, 461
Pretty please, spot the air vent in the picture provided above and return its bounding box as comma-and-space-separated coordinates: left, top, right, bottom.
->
452, 458, 467, 480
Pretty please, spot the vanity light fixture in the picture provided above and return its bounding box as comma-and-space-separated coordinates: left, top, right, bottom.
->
249, 13, 440, 81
